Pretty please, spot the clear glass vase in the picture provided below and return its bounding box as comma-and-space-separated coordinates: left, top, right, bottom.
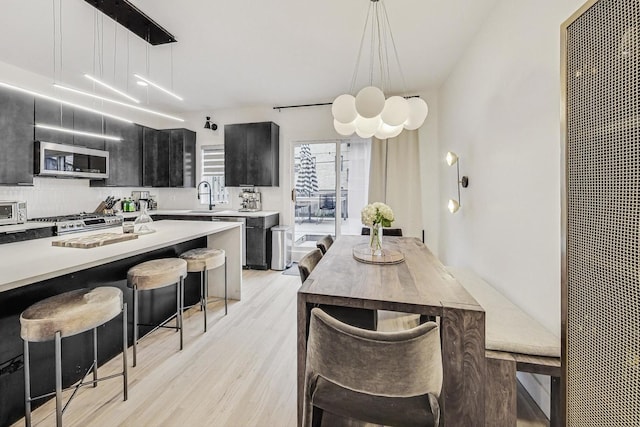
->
369, 224, 383, 256
134, 200, 155, 234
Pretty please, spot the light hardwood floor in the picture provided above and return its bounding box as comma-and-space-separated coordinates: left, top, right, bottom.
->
13, 269, 548, 427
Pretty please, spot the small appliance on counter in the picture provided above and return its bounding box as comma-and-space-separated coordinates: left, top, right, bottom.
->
131, 191, 157, 210
239, 188, 261, 212
0, 201, 27, 225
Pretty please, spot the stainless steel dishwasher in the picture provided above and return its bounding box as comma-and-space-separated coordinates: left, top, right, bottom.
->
211, 216, 246, 266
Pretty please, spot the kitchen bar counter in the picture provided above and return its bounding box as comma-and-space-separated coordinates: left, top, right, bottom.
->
0, 220, 242, 425
0, 220, 242, 299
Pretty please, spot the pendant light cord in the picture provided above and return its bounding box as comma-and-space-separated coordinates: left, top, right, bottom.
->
347, 0, 408, 96
349, 1, 373, 94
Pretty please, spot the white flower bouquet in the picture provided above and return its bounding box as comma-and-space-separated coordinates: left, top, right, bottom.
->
361, 202, 395, 227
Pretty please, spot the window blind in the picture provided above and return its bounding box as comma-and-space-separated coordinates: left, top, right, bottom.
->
202, 146, 224, 177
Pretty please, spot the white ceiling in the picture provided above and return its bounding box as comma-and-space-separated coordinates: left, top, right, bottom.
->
0, 0, 499, 115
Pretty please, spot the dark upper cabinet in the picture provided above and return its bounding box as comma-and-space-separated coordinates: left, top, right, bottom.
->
169, 128, 196, 188
143, 127, 196, 188
91, 120, 143, 187
35, 99, 105, 149
0, 86, 34, 185
224, 122, 279, 187
142, 127, 170, 187
72, 109, 105, 150
34, 99, 74, 145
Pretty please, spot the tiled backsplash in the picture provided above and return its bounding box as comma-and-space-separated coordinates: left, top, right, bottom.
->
0, 178, 283, 218
0, 178, 200, 218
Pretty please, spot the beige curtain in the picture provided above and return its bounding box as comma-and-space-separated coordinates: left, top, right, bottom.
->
368, 130, 423, 238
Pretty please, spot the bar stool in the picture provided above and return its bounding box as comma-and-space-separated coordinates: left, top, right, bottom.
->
20, 287, 127, 427
127, 258, 187, 367
179, 248, 227, 332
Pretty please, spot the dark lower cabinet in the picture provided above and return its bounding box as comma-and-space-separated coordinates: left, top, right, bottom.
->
0, 86, 34, 185
91, 120, 143, 187
245, 214, 279, 270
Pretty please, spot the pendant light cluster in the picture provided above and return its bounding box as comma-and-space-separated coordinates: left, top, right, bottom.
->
331, 0, 429, 139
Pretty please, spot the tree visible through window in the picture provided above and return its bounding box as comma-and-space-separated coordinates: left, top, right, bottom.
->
200, 146, 228, 205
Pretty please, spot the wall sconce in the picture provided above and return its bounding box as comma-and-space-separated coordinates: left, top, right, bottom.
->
446, 151, 469, 214
204, 116, 218, 131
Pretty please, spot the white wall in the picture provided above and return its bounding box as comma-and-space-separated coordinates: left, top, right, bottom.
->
437, 0, 584, 416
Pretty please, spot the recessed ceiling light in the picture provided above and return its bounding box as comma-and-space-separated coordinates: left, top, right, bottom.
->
136, 81, 148, 87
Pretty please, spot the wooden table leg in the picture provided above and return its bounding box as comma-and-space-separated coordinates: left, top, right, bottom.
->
441, 306, 485, 426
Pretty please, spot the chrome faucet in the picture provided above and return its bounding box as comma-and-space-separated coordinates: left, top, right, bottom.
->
197, 181, 214, 210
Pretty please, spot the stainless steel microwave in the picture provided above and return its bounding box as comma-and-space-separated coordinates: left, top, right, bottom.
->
0, 201, 27, 225
34, 141, 109, 179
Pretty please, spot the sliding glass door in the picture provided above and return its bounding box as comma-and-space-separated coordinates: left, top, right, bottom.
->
291, 139, 370, 257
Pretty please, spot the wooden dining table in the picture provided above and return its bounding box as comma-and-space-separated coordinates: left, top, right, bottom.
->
297, 236, 486, 426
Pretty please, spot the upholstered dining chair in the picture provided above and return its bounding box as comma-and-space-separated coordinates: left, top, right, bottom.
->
297, 249, 377, 331
298, 249, 324, 283
315, 235, 334, 255
361, 227, 403, 236
303, 308, 443, 427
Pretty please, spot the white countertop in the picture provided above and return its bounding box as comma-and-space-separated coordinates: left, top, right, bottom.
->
0, 220, 240, 293
148, 209, 280, 218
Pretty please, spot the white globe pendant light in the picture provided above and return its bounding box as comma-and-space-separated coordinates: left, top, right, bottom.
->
355, 115, 382, 134
334, 119, 357, 136
331, 94, 358, 124
404, 97, 429, 130
375, 122, 403, 139
355, 86, 386, 119
381, 96, 410, 126
331, 0, 429, 138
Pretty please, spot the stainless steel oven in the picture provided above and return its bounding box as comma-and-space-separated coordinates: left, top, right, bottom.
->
212, 216, 246, 266
0, 201, 27, 225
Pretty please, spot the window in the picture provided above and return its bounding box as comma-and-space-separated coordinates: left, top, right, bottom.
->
200, 146, 228, 205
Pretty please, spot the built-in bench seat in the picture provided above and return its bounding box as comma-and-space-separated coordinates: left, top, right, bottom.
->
446, 267, 562, 427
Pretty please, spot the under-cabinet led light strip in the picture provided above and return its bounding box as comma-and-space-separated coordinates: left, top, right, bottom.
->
35, 124, 123, 141
84, 74, 140, 103
53, 83, 185, 122
0, 81, 132, 124
134, 74, 184, 101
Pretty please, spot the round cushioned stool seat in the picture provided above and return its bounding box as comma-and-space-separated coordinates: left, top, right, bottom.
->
20, 287, 123, 343
180, 248, 225, 272
127, 258, 187, 290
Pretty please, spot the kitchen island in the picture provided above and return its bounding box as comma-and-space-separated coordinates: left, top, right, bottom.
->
0, 220, 242, 426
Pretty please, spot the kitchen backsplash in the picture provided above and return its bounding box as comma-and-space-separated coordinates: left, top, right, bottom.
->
0, 178, 198, 218
0, 178, 283, 218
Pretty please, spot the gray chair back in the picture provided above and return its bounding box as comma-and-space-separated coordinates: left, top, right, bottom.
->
315, 235, 334, 255
303, 307, 442, 426
298, 248, 323, 283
